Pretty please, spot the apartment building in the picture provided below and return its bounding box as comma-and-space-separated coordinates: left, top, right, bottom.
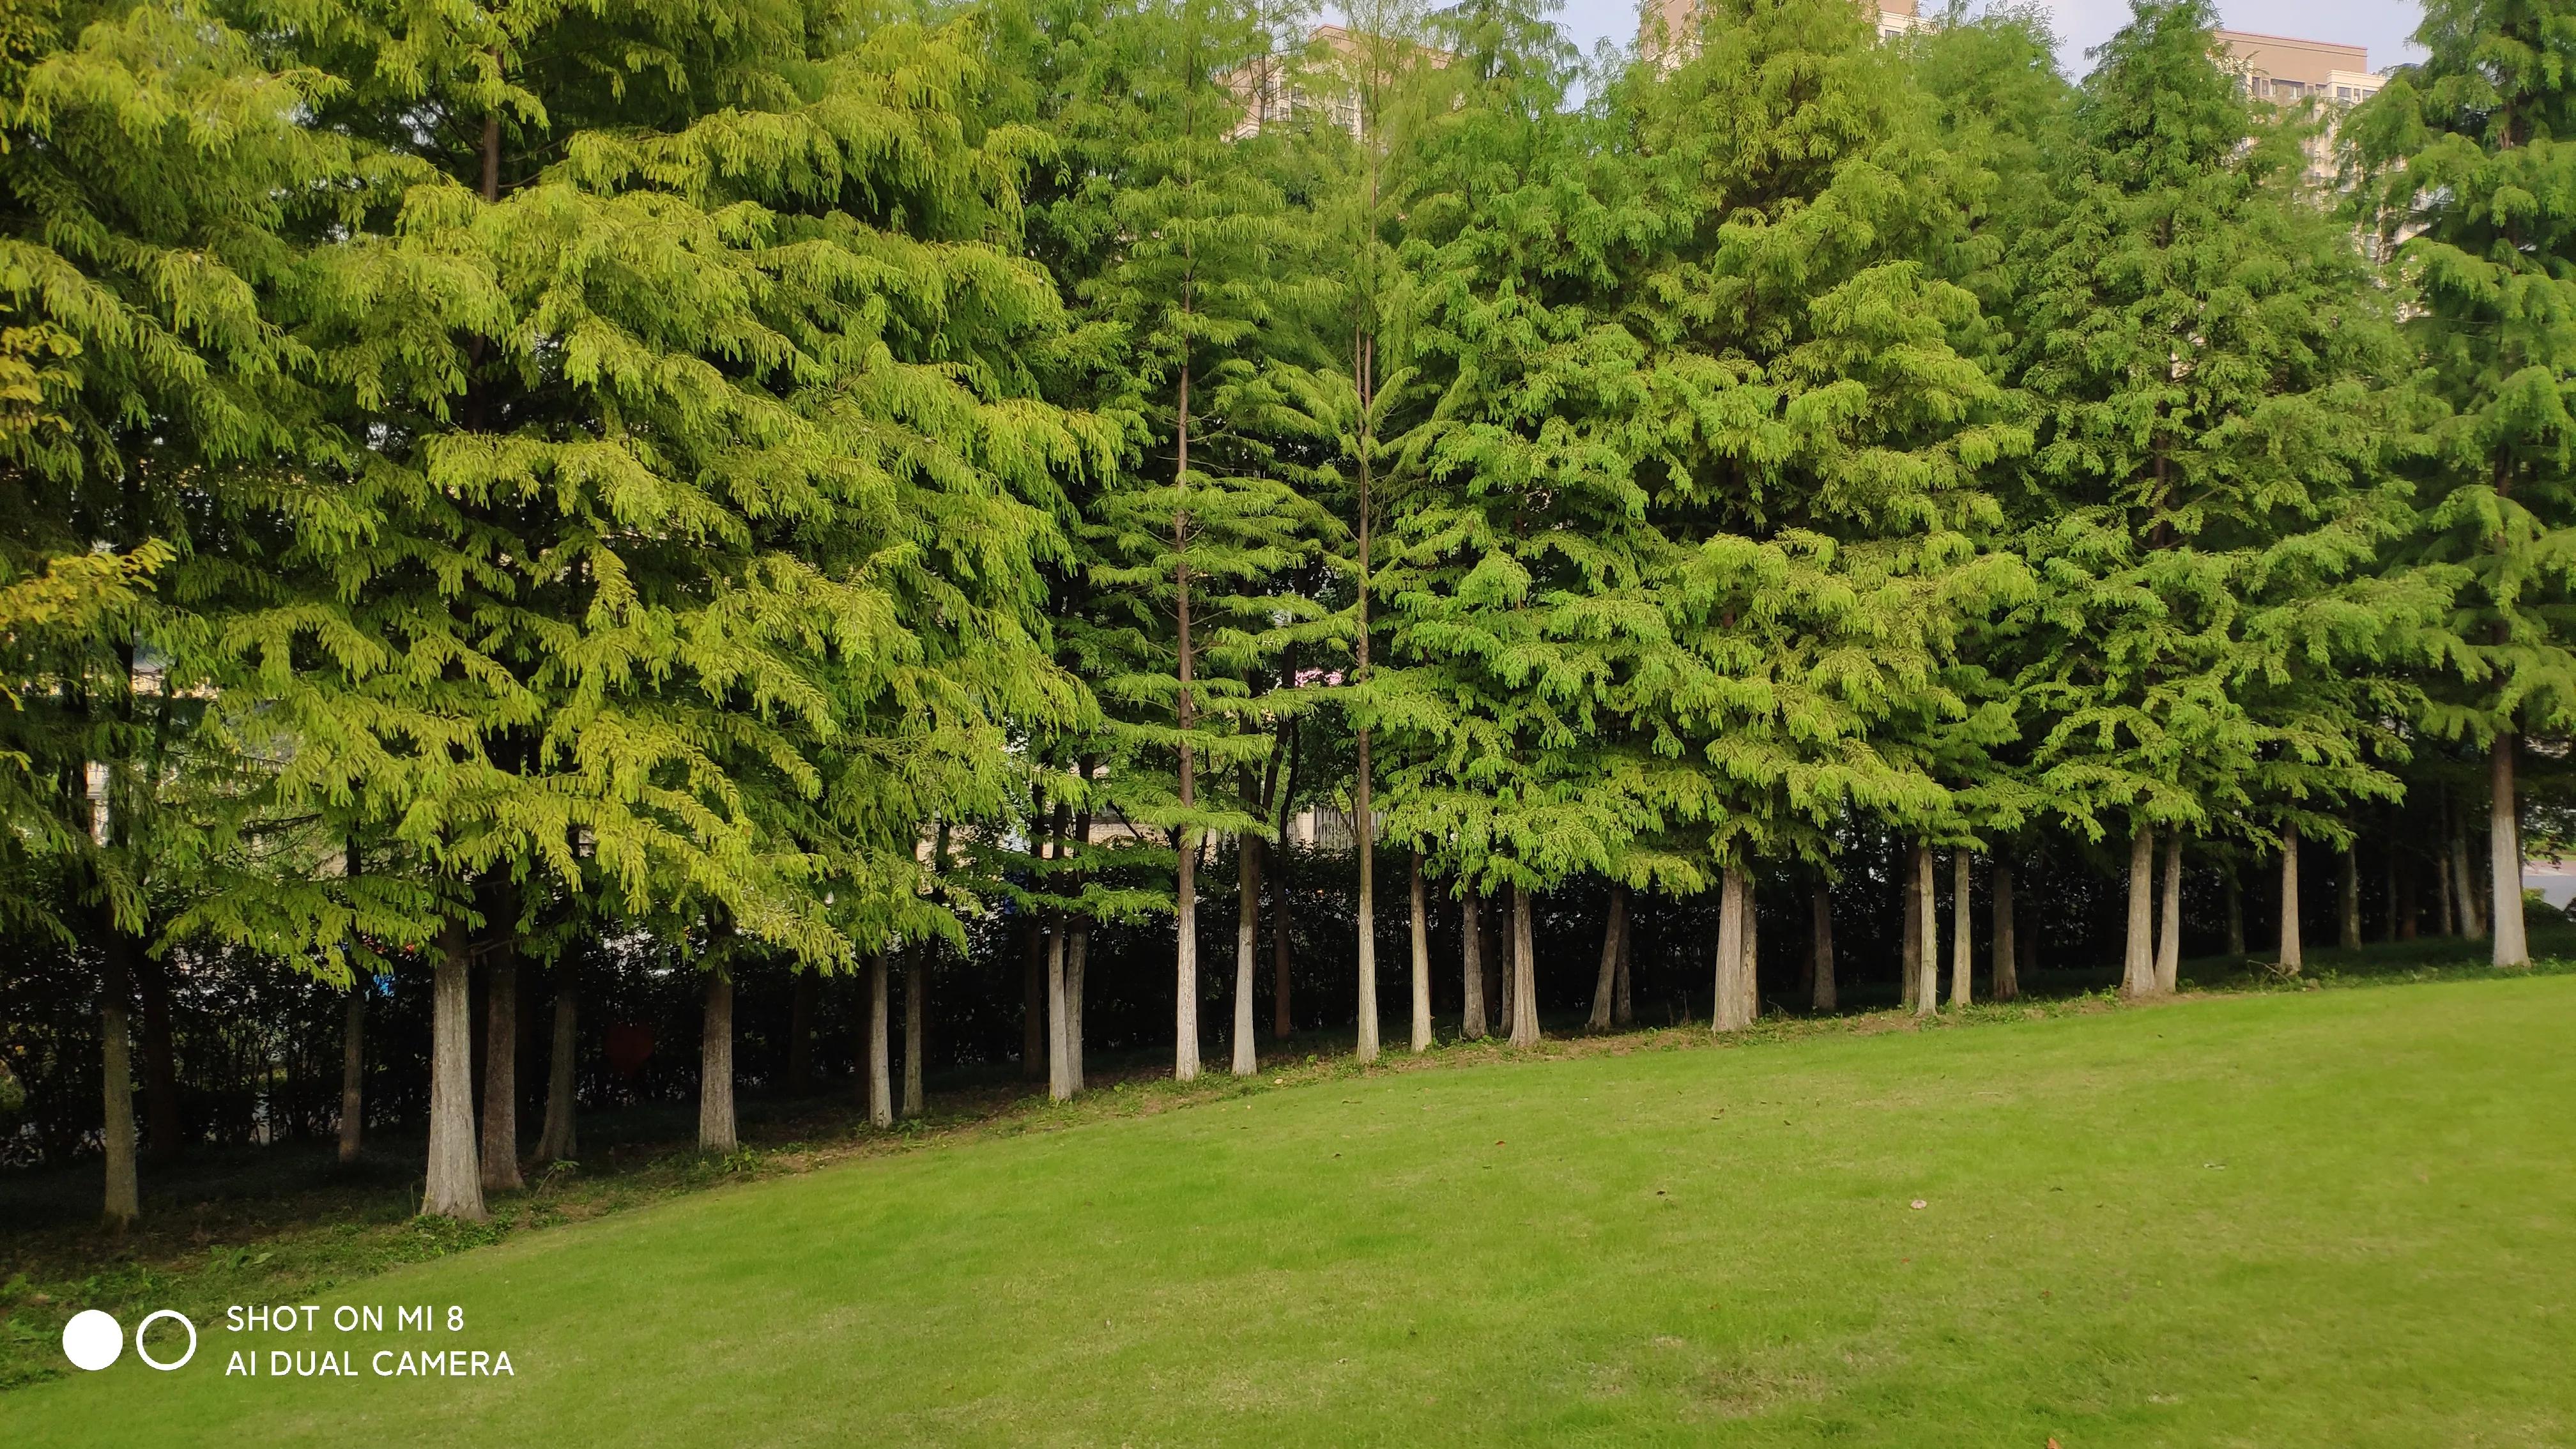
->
1642, 0, 1923, 57
2213, 28, 2384, 188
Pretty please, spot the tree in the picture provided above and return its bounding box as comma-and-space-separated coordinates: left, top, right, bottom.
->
2352, 0, 2576, 968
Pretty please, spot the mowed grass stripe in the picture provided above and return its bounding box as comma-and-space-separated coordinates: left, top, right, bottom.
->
12, 974, 2572, 1448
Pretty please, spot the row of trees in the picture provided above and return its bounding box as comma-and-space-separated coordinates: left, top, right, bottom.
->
6, 0, 2573, 1226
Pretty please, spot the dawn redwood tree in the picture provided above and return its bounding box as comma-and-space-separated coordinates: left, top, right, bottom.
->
2352, 0, 2576, 968
2005, 0, 2430, 994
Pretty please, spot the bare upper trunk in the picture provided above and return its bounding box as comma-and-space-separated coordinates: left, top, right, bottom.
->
1408, 850, 1433, 1052
2338, 843, 2362, 950
2122, 825, 2157, 997
1899, 841, 1924, 1012
699, 972, 736, 1154
1949, 848, 1974, 1008
1508, 883, 1540, 1046
2278, 825, 2303, 974
423, 917, 485, 1219
534, 979, 577, 1164
1588, 882, 1629, 1032
1988, 861, 2018, 1004
2492, 733, 2527, 965
337, 986, 367, 1164
2455, 799, 2488, 940
1051, 917, 1077, 1098
1064, 929, 1087, 1094
1613, 908, 1634, 1027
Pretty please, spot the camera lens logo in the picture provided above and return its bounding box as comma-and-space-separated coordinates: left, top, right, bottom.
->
61, 1309, 197, 1372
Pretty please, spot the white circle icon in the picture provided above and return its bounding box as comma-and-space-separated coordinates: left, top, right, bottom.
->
61, 1309, 121, 1370
134, 1310, 197, 1370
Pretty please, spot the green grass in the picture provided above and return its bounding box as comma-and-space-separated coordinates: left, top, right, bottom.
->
6, 969, 2573, 1446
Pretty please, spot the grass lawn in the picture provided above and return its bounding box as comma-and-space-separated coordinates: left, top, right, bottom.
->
7, 970, 2573, 1446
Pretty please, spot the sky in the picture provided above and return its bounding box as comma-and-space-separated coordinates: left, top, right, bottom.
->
1550, 0, 2430, 78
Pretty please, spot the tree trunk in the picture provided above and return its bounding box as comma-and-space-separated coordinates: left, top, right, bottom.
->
1743, 877, 1759, 1011
1409, 850, 1433, 1052
2156, 831, 2183, 995
1588, 883, 1629, 1032
1485, 900, 1505, 1031
786, 969, 816, 1094
2454, 806, 2488, 940
136, 954, 179, 1163
699, 972, 736, 1154
1809, 881, 1837, 1011
1050, 915, 1077, 1099
1613, 907, 1634, 1026
1175, 829, 1201, 1080
1063, 928, 1086, 1094
1913, 843, 1938, 1014
1354, 761, 1379, 1065
424, 917, 485, 1219
337, 986, 367, 1164
2334, 843, 2359, 951
99, 943, 140, 1229
1989, 862, 2017, 1004
534, 979, 577, 1165
903, 950, 928, 1116
2226, 866, 2246, 955
1713, 867, 1752, 1032
480, 954, 520, 1192
1900, 842, 1923, 1013
868, 955, 893, 1128
2278, 826, 2303, 974
2122, 825, 2156, 997
1949, 847, 1974, 1008
1232, 832, 1260, 1077
1508, 883, 1539, 1046
1460, 889, 1487, 1039
2492, 733, 2528, 965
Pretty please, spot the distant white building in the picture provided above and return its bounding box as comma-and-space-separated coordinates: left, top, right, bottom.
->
1643, 0, 1923, 61
2214, 29, 2384, 190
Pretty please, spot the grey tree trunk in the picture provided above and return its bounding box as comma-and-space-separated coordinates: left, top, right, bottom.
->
1460, 889, 1487, 1039
699, 972, 737, 1154
1065, 930, 1087, 1093
1809, 881, 1837, 1012
480, 956, 520, 1192
1050, 917, 1077, 1099
2122, 825, 2157, 997
2156, 831, 2183, 995
868, 955, 893, 1127
1409, 850, 1433, 1052
423, 919, 485, 1219
1354, 770, 1379, 1065
1900, 842, 1924, 1013
1232, 833, 1259, 1077
1743, 879, 1759, 1011
1713, 868, 1754, 1032
99, 947, 139, 1228
2493, 734, 2528, 965
1913, 844, 1938, 1014
534, 981, 577, 1165
1270, 822, 1294, 1040
1989, 862, 2018, 1004
1588, 884, 1629, 1032
1175, 828, 1200, 1081
337, 987, 366, 1164
1508, 883, 1540, 1046
1949, 847, 1973, 1008
2338, 843, 2362, 950
2278, 826, 2303, 974
903, 951, 928, 1116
